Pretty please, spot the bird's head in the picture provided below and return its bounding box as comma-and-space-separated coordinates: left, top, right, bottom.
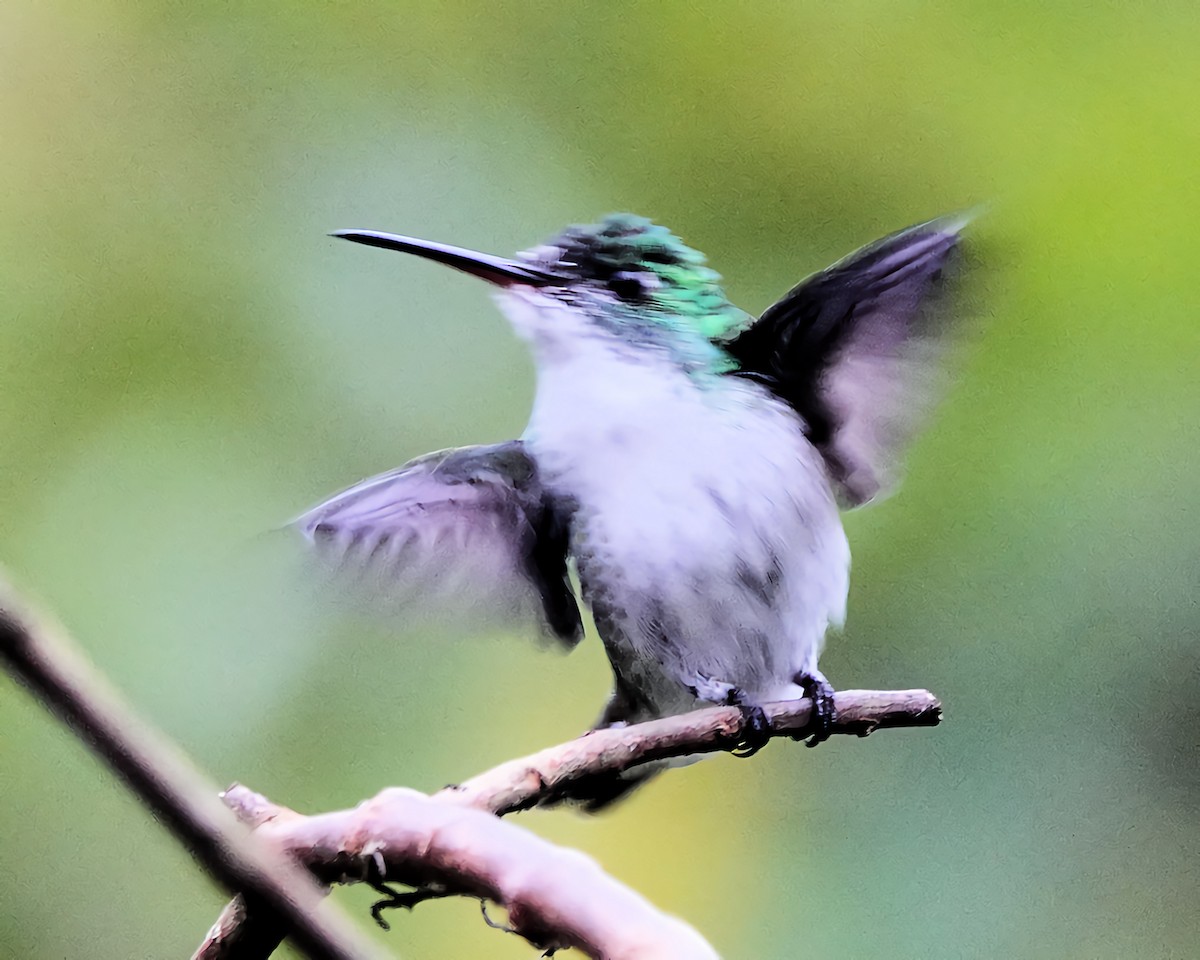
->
333, 214, 748, 372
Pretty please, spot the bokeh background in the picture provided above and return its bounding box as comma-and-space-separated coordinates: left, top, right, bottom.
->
2, 4, 1198, 958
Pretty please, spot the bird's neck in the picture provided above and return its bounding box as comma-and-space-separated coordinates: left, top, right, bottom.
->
522, 334, 770, 496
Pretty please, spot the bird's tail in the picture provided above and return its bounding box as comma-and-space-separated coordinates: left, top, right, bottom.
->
552, 679, 695, 812
565, 763, 666, 812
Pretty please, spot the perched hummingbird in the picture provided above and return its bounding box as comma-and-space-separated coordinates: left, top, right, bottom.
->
298, 213, 969, 807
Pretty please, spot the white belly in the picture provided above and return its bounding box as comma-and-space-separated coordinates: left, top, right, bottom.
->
525, 343, 851, 715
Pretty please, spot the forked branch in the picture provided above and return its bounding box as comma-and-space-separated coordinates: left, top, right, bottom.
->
0, 575, 942, 960
209, 784, 719, 959
197, 688, 941, 958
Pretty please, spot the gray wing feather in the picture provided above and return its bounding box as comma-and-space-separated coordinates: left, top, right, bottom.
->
725, 214, 973, 506
295, 441, 583, 646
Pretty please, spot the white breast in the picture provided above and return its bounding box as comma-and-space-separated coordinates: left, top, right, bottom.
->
501, 289, 851, 708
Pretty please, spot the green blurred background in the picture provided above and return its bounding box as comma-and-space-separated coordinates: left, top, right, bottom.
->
2, 3, 1198, 958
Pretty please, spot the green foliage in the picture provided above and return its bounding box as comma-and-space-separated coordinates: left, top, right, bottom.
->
1, 3, 1197, 958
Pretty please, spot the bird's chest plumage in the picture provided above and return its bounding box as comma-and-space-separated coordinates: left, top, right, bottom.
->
524, 344, 851, 713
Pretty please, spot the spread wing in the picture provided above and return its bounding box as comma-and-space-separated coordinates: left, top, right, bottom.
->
295, 441, 583, 646
724, 214, 971, 506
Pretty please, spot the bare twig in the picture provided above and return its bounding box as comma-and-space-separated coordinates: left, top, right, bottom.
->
439, 688, 943, 814
211, 784, 719, 959
0, 579, 388, 960
197, 687, 941, 958
195, 894, 296, 960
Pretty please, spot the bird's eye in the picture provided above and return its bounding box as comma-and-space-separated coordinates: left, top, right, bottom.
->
609, 270, 661, 300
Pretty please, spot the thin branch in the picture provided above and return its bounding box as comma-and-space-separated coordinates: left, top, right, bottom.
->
439, 688, 943, 815
210, 784, 720, 960
196, 894, 294, 960
197, 687, 942, 958
0, 578, 388, 960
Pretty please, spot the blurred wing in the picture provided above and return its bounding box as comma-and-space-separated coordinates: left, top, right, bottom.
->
724, 214, 971, 506
295, 441, 583, 647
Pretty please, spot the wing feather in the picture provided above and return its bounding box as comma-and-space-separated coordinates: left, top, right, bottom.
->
724, 214, 973, 505
295, 441, 583, 646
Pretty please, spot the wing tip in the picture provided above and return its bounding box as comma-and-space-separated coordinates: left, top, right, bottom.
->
916, 205, 987, 239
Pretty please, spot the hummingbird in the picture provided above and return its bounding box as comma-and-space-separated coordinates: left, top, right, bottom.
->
297, 212, 969, 808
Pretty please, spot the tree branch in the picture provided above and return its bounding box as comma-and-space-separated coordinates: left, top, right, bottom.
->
196, 687, 941, 958
0, 578, 388, 960
439, 688, 943, 815
0, 569, 944, 960
207, 784, 720, 960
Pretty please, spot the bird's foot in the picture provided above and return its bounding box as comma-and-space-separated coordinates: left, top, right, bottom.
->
792, 668, 836, 747
732, 702, 771, 758
686, 673, 773, 757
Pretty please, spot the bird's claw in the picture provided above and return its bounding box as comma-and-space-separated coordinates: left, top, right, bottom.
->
689, 675, 773, 757
732, 703, 771, 758
793, 669, 836, 746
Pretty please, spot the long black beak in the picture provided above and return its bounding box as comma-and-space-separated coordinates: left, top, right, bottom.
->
330, 229, 560, 287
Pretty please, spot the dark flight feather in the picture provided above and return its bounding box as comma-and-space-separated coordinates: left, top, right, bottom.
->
724, 215, 970, 506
